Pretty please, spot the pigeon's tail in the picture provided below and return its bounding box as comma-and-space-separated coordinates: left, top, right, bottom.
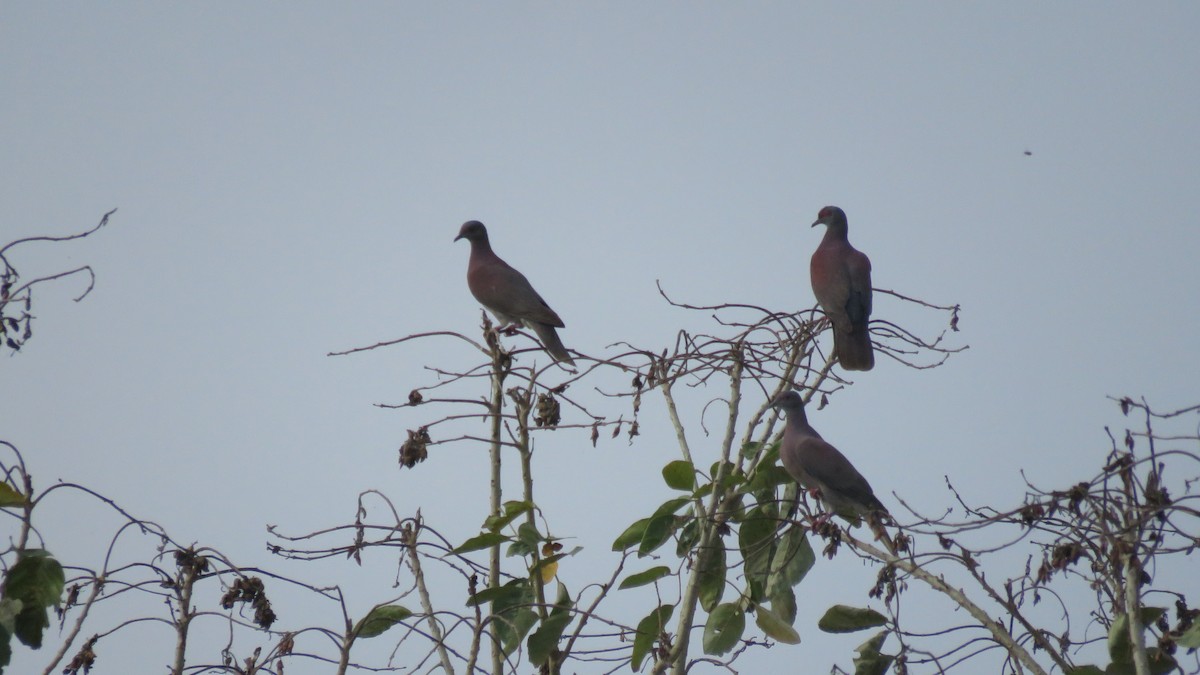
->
834, 325, 875, 371
531, 322, 576, 367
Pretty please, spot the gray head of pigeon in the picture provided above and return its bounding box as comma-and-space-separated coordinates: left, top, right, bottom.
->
770, 390, 807, 419
811, 205, 848, 232
454, 219, 489, 245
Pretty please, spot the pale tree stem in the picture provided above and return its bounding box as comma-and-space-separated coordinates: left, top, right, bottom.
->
516, 392, 560, 672
18, 474, 33, 551
172, 567, 197, 675
653, 378, 695, 675
1124, 551, 1150, 675
334, 590, 353, 675
336, 639, 351, 675
664, 347, 744, 675
662, 374, 696, 467
41, 577, 103, 675
464, 576, 484, 675
844, 532, 1049, 675
516, 396, 547, 617
405, 521, 455, 675
488, 356, 505, 675
958, 552, 1071, 673
521, 449, 549, 616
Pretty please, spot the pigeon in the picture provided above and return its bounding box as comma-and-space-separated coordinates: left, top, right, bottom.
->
454, 220, 575, 366
810, 206, 874, 371
771, 390, 896, 554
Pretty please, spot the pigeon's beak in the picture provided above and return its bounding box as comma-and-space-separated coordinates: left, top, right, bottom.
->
810, 218, 822, 228
453, 232, 464, 242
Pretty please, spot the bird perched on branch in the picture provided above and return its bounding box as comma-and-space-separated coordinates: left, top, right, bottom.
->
771, 390, 896, 554
810, 205, 874, 371
454, 220, 575, 367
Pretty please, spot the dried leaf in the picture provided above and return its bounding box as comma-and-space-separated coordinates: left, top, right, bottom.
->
399, 427, 431, 468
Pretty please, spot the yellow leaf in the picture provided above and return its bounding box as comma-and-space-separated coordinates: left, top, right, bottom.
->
540, 558, 559, 583
538, 542, 563, 583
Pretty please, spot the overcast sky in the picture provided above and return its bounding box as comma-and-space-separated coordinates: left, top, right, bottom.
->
3, 4, 1199, 674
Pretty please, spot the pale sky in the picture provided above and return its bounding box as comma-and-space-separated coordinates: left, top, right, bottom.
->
3, 4, 1199, 674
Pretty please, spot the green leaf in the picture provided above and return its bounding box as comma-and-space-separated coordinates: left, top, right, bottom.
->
768, 525, 815, 590
0, 482, 25, 508
504, 499, 535, 515
702, 602, 745, 655
1104, 650, 1179, 675
484, 500, 535, 532
1108, 612, 1128, 658
5, 550, 64, 607
499, 607, 538, 657
0, 598, 21, 635
354, 604, 413, 639
613, 518, 650, 551
780, 480, 799, 504
1108, 613, 1131, 663
745, 577, 766, 605
0, 625, 10, 672
1177, 621, 1200, 649
739, 505, 778, 588
1140, 607, 1166, 623
507, 540, 535, 557
707, 461, 746, 493
530, 552, 571, 576
1108, 608, 1167, 665
492, 580, 537, 656
453, 532, 509, 555
1147, 651, 1178, 675
631, 497, 691, 557
651, 496, 691, 519
769, 587, 796, 627
853, 630, 894, 675
675, 516, 699, 557
619, 566, 672, 590
662, 460, 695, 491
818, 605, 888, 633
697, 544, 726, 612
0, 584, 21, 668
766, 526, 812, 625
550, 580, 571, 603
527, 582, 573, 666
755, 604, 801, 644
632, 604, 674, 671
716, 468, 746, 493
467, 583, 526, 607
4, 550, 65, 649
760, 441, 781, 465
739, 441, 762, 459
638, 514, 676, 557
527, 618, 568, 666
747, 465, 793, 493
722, 499, 747, 523
517, 522, 542, 549
13, 603, 48, 649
